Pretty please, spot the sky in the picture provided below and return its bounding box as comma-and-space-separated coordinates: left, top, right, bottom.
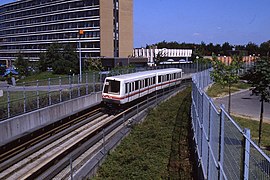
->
1, 0, 270, 47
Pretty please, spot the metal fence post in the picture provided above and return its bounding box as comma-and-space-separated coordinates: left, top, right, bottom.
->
77, 75, 80, 97
23, 82, 26, 113
243, 128, 251, 180
93, 72, 96, 93
200, 92, 204, 158
48, 78, 51, 105
102, 129, 105, 154
36, 80, 39, 109
207, 99, 212, 178
100, 71, 102, 91
70, 156, 73, 180
69, 75, 72, 100
86, 73, 89, 95
59, 77, 62, 102
219, 104, 225, 180
7, 87, 10, 118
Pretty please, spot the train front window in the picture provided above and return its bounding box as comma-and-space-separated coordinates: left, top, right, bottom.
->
104, 80, 120, 94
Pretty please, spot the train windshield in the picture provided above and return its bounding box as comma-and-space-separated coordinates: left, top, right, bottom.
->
104, 80, 120, 94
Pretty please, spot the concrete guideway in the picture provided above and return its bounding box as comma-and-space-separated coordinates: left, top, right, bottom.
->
214, 89, 270, 123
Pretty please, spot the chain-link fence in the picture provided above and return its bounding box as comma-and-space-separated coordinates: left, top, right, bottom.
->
0, 72, 106, 121
0, 63, 211, 121
192, 69, 270, 180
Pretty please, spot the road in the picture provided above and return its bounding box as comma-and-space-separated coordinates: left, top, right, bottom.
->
214, 90, 270, 123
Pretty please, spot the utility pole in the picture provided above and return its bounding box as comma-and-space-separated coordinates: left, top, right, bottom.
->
78, 30, 84, 83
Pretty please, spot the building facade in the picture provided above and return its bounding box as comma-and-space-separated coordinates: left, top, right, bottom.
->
133, 48, 193, 65
0, 0, 133, 63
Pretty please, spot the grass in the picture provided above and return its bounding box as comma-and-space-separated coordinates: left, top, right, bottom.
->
16, 71, 66, 84
207, 81, 250, 98
233, 115, 270, 152
93, 88, 194, 179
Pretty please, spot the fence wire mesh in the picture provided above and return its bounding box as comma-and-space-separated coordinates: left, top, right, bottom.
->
192, 69, 270, 180
0, 63, 209, 121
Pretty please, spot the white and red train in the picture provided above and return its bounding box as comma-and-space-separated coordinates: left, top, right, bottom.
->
102, 68, 183, 105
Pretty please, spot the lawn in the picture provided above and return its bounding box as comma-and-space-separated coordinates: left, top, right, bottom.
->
233, 115, 270, 153
93, 87, 195, 179
207, 81, 250, 98
16, 71, 67, 85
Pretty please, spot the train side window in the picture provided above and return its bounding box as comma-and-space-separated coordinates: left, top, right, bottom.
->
140, 80, 144, 88
132, 82, 135, 91
158, 76, 162, 83
135, 81, 139, 90
153, 77, 156, 84
129, 83, 133, 92
125, 83, 128, 93
145, 78, 148, 87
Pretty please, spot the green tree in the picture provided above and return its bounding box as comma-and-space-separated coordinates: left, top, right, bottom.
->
86, 57, 103, 71
211, 55, 243, 114
259, 40, 270, 57
52, 43, 79, 74
38, 43, 62, 72
221, 42, 233, 55
246, 42, 259, 55
38, 52, 47, 72
154, 50, 166, 65
248, 58, 270, 146
38, 43, 79, 74
14, 52, 29, 76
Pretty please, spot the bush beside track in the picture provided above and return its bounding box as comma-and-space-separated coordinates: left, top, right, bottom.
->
93, 87, 195, 179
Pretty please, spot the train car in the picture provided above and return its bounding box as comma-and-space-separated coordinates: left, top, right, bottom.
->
102, 68, 183, 105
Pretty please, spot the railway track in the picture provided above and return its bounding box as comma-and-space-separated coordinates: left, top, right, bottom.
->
0, 113, 117, 179
0, 105, 102, 165
0, 80, 191, 179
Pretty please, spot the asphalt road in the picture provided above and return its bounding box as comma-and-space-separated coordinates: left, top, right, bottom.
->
214, 90, 270, 122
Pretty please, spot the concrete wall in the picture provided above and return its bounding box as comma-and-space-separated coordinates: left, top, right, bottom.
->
0, 92, 102, 145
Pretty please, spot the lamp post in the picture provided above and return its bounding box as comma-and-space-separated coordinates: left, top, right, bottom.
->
78, 30, 84, 83
196, 56, 199, 73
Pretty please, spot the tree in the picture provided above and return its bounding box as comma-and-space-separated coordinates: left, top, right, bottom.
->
259, 40, 270, 57
154, 50, 166, 65
221, 42, 233, 55
55, 43, 79, 74
211, 55, 243, 114
86, 57, 103, 71
246, 42, 259, 55
38, 52, 47, 72
39, 43, 79, 74
248, 58, 270, 146
14, 52, 29, 77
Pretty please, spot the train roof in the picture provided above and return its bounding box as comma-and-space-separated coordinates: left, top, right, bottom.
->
106, 68, 182, 81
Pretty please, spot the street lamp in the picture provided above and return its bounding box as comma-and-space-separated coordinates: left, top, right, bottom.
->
78, 30, 84, 83
196, 56, 199, 73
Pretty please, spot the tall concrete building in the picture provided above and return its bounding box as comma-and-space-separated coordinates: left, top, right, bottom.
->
0, 0, 133, 64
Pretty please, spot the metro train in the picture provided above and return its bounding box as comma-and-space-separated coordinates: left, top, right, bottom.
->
102, 68, 183, 106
